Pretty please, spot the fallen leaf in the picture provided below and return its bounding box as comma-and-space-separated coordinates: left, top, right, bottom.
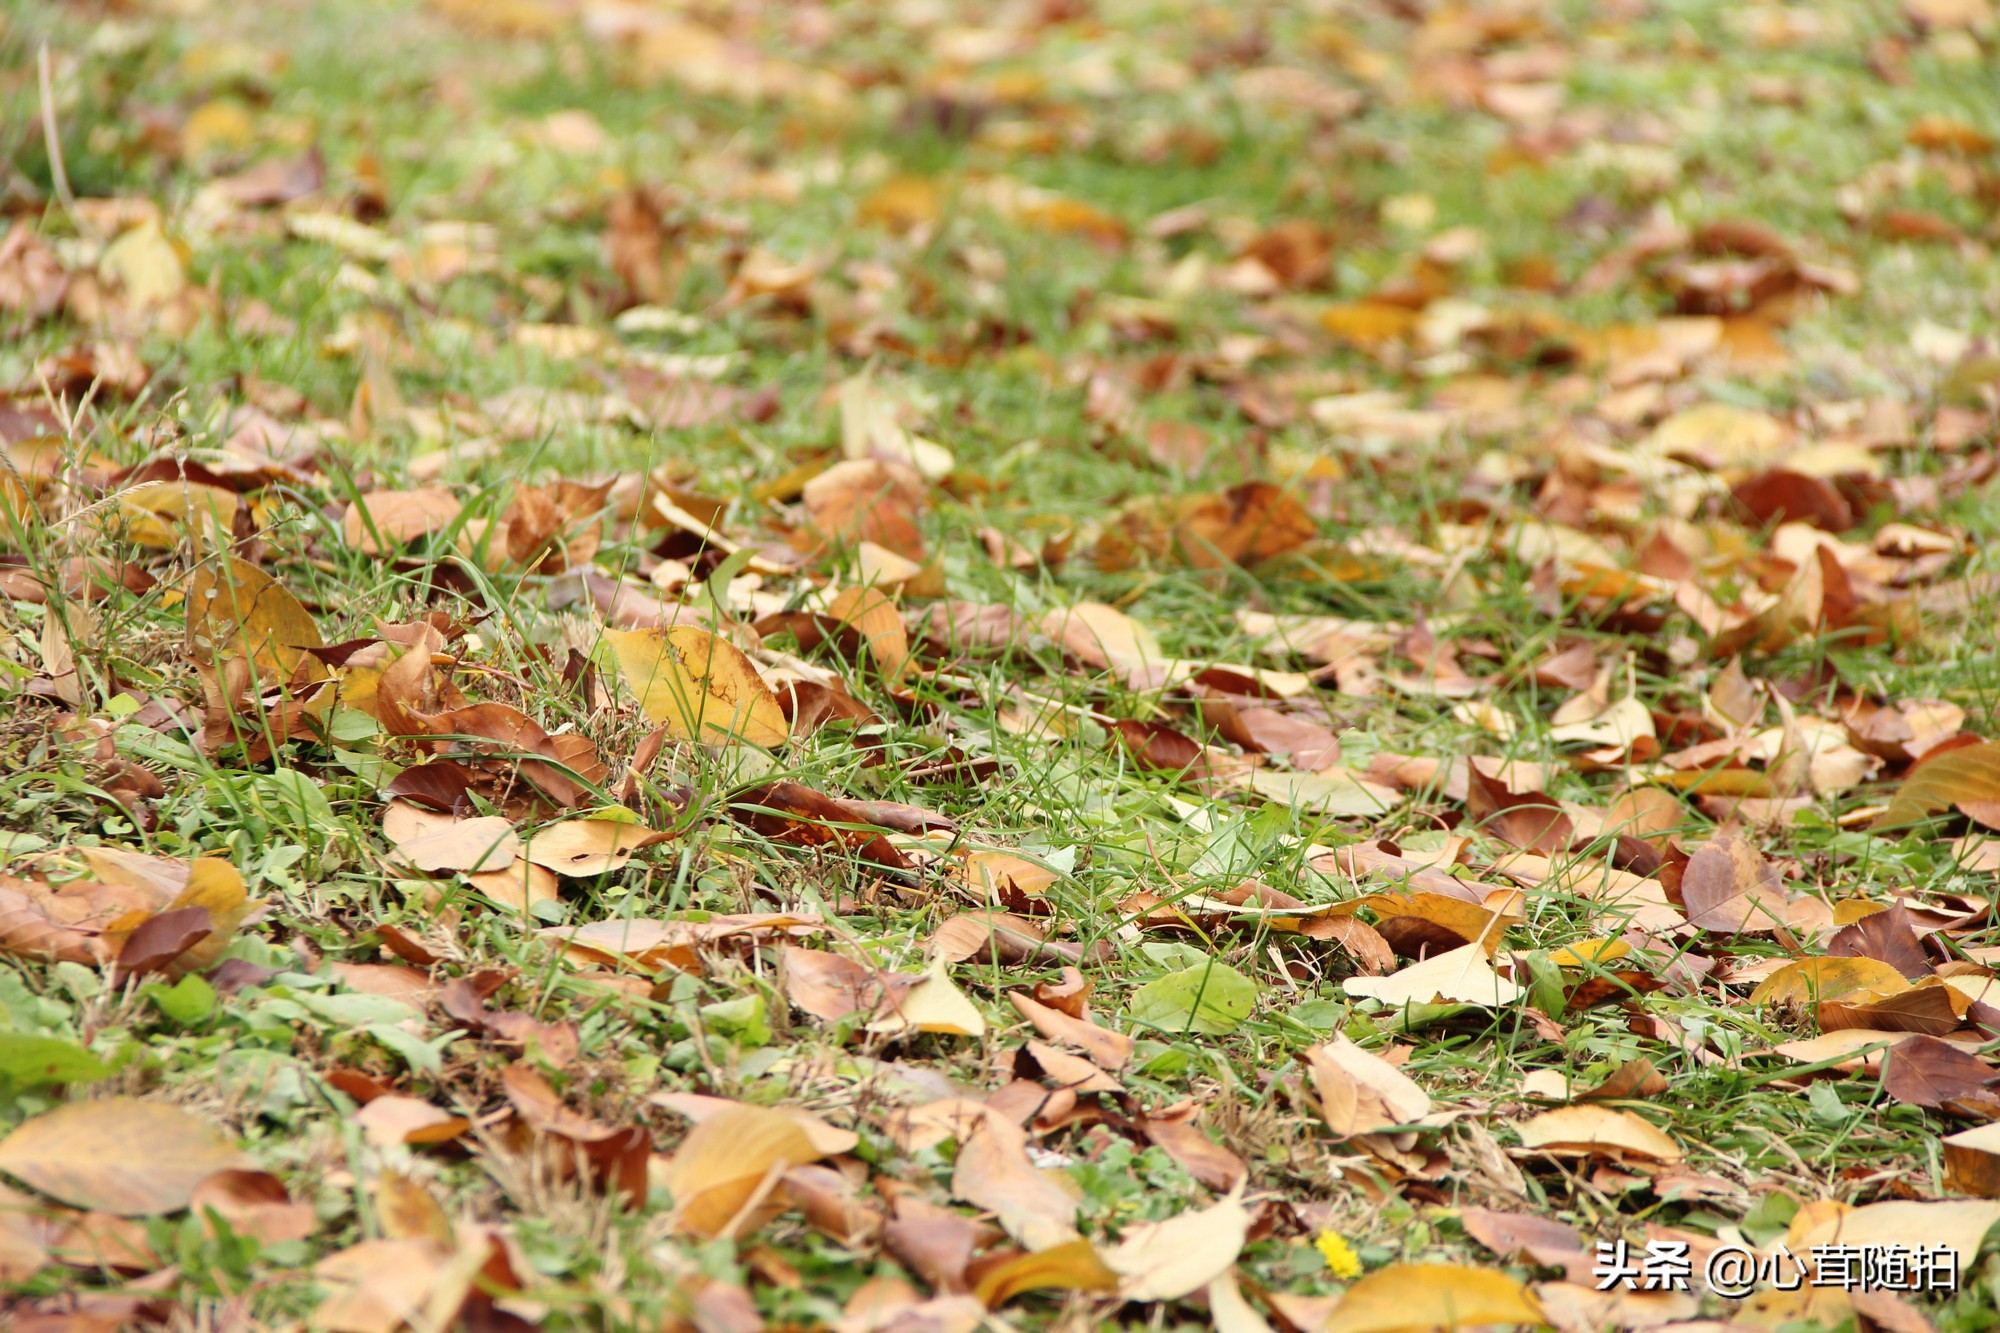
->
605, 626, 788, 747
662, 1105, 826, 1238
1514, 1105, 1683, 1162
1103, 1194, 1249, 1301
0, 1098, 250, 1215
1305, 1036, 1432, 1136
1344, 943, 1526, 1008
1321, 1263, 1546, 1333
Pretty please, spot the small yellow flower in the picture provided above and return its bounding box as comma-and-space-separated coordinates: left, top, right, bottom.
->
1315, 1230, 1363, 1280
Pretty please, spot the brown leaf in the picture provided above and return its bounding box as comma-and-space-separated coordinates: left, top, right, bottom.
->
883, 1193, 978, 1295
0, 1099, 250, 1216
1876, 741, 2000, 831
803, 458, 927, 560
951, 1108, 1079, 1248
730, 781, 911, 870
343, 489, 463, 553
1882, 1035, 2000, 1109
1820, 979, 1965, 1036
1828, 905, 1932, 981
1680, 827, 1788, 933
605, 188, 672, 303
780, 946, 909, 1023
1007, 991, 1132, 1070
1095, 481, 1315, 571
188, 1169, 317, 1246
113, 906, 212, 980
1464, 763, 1573, 854
1135, 1104, 1247, 1191
1731, 470, 1855, 532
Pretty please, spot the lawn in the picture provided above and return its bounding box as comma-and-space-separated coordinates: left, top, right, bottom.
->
3, 0, 2000, 1330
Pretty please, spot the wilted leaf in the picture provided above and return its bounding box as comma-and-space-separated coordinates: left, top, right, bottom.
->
1344, 943, 1526, 1008
1881, 1036, 1998, 1108
661, 1104, 825, 1237
1875, 741, 2000, 831
522, 817, 669, 876
605, 626, 788, 747
343, 488, 463, 553
1514, 1105, 1683, 1162
1103, 1194, 1250, 1301
1680, 827, 1789, 933
1750, 956, 1909, 1005
0, 1098, 250, 1215
1321, 1263, 1545, 1333
185, 556, 324, 679
868, 958, 987, 1037
1305, 1036, 1432, 1136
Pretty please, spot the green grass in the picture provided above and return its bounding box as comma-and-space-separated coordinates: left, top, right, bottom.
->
5, 0, 2000, 1328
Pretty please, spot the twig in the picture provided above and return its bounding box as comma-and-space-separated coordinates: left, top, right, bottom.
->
38, 42, 76, 220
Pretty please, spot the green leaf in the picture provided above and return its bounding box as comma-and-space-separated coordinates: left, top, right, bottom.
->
700, 993, 769, 1047
145, 974, 216, 1026
1128, 962, 1258, 1035
0, 1032, 112, 1086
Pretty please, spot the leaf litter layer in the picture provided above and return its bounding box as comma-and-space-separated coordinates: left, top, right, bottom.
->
3, 0, 2000, 1329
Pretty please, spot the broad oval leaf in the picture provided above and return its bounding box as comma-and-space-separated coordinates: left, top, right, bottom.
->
605, 626, 788, 747
0, 1098, 250, 1215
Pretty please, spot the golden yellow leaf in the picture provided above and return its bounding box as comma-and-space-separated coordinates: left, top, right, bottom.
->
522, 817, 669, 877
1749, 956, 1909, 1005
1321, 1262, 1545, 1333
0, 1098, 249, 1216
1874, 741, 2000, 831
827, 585, 910, 683
660, 1105, 824, 1238
185, 556, 325, 679
604, 626, 788, 747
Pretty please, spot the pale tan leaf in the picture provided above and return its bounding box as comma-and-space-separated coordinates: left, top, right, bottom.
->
1343, 943, 1526, 1008
1514, 1105, 1682, 1162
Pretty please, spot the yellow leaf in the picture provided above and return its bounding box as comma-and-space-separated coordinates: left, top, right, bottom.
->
604, 626, 788, 747
1514, 1105, 1683, 1162
1039, 602, 1161, 674
660, 1105, 824, 1238
0, 1098, 249, 1216
827, 585, 910, 683
867, 957, 986, 1037
1321, 1262, 1545, 1333
522, 817, 669, 877
1306, 1036, 1432, 1137
98, 220, 187, 308
1103, 1195, 1250, 1301
185, 556, 325, 679
1549, 938, 1629, 968
1749, 956, 1909, 1005
117, 479, 238, 549
972, 1238, 1120, 1308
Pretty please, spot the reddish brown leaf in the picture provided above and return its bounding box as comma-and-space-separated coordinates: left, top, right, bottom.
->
1828, 905, 1932, 981
1679, 827, 1788, 934
113, 907, 212, 980
1464, 763, 1574, 854
1881, 1036, 1999, 1109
